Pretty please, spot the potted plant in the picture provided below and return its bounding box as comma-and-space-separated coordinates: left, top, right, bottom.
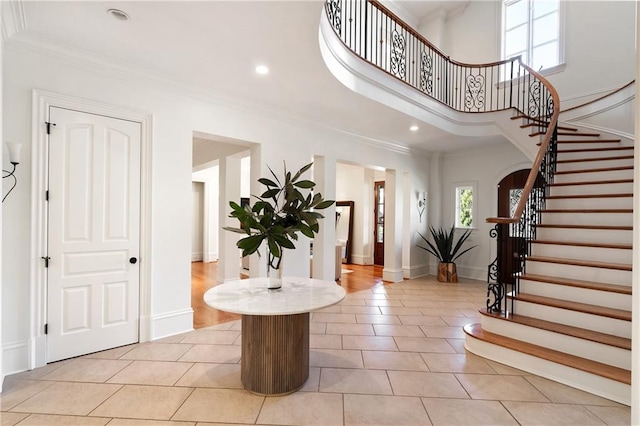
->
417, 225, 476, 282
224, 162, 334, 289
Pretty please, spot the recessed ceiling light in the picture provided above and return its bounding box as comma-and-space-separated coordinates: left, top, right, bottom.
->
107, 8, 130, 21
255, 65, 269, 75
410, 125, 419, 132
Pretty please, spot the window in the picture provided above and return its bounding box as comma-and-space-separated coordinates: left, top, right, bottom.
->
454, 183, 476, 228
502, 0, 562, 72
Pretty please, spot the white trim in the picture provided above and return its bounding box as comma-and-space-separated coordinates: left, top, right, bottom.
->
2, 340, 29, 376
382, 268, 404, 283
402, 263, 429, 279
151, 308, 195, 340
191, 253, 204, 262
1, 0, 26, 41
30, 90, 153, 369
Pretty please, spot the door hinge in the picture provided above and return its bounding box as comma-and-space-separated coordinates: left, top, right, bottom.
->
45, 121, 56, 135
45, 190, 49, 201
41, 256, 50, 268
44, 324, 48, 335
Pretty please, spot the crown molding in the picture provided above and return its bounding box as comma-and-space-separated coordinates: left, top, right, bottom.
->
1, 0, 26, 41
5, 30, 417, 157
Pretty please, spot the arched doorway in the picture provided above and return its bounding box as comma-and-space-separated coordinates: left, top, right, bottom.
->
496, 169, 530, 285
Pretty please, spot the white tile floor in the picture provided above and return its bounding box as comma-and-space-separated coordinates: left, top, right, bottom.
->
1, 276, 631, 425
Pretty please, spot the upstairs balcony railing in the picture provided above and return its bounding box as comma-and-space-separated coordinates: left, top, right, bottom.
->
324, 0, 560, 317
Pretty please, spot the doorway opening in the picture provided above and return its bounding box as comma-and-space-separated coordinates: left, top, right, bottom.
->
374, 180, 385, 266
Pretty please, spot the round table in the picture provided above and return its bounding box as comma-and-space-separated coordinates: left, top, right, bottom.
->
204, 277, 346, 395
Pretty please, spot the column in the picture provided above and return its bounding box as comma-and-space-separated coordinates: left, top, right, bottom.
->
383, 169, 404, 282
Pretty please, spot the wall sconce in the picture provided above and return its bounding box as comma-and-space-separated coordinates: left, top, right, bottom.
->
417, 192, 427, 223
3, 142, 22, 202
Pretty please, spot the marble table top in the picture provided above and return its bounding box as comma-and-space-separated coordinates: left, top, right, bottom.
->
204, 277, 346, 316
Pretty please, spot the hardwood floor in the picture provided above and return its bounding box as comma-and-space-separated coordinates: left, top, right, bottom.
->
191, 262, 388, 329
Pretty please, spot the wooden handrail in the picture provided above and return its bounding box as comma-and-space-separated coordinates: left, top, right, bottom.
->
486, 59, 560, 224
561, 80, 635, 114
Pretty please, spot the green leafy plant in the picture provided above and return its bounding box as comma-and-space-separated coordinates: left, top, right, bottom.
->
417, 225, 476, 263
224, 162, 334, 270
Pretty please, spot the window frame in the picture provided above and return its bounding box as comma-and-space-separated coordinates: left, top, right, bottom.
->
500, 0, 566, 77
452, 181, 477, 230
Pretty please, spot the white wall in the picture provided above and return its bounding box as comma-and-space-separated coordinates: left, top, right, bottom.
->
437, 140, 531, 280
192, 165, 220, 263
441, 1, 635, 102
191, 182, 204, 261
336, 163, 371, 264
2, 47, 431, 374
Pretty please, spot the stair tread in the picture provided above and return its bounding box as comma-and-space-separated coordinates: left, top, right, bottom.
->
554, 165, 633, 175
526, 255, 632, 271
541, 208, 632, 213
520, 273, 632, 295
531, 240, 632, 250
536, 224, 632, 230
557, 132, 600, 136
520, 123, 578, 132
549, 179, 633, 187
464, 323, 631, 384
512, 293, 632, 321
546, 193, 632, 199
556, 155, 634, 164
557, 146, 633, 154
557, 139, 621, 143
479, 309, 631, 350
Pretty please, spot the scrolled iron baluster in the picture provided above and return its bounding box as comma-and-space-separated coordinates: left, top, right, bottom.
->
464, 73, 485, 111
486, 224, 504, 313
390, 29, 406, 79
420, 51, 433, 94
528, 80, 541, 117
326, 0, 342, 35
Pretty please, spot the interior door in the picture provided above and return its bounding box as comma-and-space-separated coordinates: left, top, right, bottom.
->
497, 169, 529, 286
373, 181, 385, 266
47, 107, 141, 362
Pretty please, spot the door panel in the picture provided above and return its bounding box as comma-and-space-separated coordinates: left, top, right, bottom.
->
373, 181, 385, 266
497, 169, 529, 286
47, 107, 141, 362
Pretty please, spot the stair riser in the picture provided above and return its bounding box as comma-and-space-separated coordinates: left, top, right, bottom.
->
481, 315, 631, 369
536, 228, 632, 245
545, 197, 632, 210
526, 261, 631, 286
464, 337, 631, 405
557, 142, 625, 150
553, 169, 633, 183
541, 212, 632, 227
556, 150, 633, 161
512, 299, 631, 338
549, 182, 633, 196
519, 280, 632, 311
556, 158, 634, 172
530, 243, 632, 264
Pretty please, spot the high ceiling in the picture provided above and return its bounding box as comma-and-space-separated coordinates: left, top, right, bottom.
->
6, 0, 496, 153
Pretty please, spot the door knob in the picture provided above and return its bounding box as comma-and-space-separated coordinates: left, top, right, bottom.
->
129, 257, 138, 264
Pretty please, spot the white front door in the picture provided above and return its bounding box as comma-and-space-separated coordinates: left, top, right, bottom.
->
47, 107, 141, 362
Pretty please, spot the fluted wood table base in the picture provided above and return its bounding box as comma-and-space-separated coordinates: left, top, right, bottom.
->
241, 313, 310, 395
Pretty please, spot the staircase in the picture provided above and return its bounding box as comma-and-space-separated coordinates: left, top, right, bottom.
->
465, 125, 633, 405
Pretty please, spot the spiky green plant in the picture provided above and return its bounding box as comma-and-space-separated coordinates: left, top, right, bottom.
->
223, 162, 334, 270
417, 226, 476, 263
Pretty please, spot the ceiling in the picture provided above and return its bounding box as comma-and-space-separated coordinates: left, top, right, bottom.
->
7, 0, 497, 153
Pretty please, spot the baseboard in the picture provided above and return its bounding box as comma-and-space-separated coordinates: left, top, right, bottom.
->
151, 308, 194, 340
3, 340, 29, 376
191, 252, 203, 262
382, 268, 404, 283
402, 264, 429, 279
350, 255, 373, 265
